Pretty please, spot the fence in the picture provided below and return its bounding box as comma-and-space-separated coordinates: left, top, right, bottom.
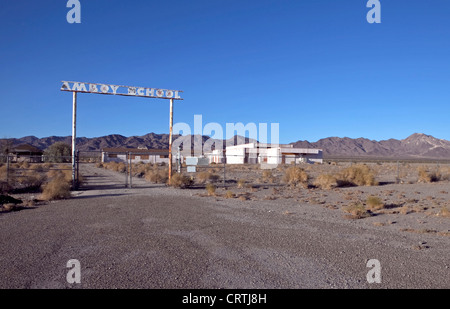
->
0, 154, 80, 193
4, 151, 446, 193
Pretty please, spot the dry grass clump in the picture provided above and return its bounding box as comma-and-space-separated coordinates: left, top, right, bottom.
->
438, 206, 450, 218
342, 202, 371, 219
30, 164, 44, 173
131, 162, 152, 178
283, 167, 309, 188
225, 190, 235, 198
261, 169, 275, 183
440, 167, 450, 181
313, 174, 338, 189
417, 166, 441, 183
0, 195, 23, 212
366, 195, 384, 211
103, 161, 127, 173
0, 165, 9, 182
205, 183, 216, 196
196, 171, 220, 184
47, 168, 72, 183
237, 179, 246, 189
16, 170, 46, 190
168, 173, 193, 188
40, 171, 71, 200
338, 164, 378, 187
144, 166, 168, 184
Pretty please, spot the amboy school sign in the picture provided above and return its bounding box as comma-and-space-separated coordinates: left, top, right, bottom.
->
61, 81, 183, 187
61, 81, 183, 100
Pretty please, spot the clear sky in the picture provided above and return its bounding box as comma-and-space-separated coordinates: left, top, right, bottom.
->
0, 0, 449, 144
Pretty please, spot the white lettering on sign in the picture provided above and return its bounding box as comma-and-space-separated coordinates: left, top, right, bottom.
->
60, 81, 183, 100
128, 87, 136, 95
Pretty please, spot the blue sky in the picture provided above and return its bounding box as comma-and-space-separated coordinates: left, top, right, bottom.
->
0, 0, 449, 144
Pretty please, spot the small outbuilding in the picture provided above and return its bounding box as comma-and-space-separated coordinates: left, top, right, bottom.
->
101, 147, 174, 164
10, 144, 44, 163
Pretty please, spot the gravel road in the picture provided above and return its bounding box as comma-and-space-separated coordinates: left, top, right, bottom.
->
0, 164, 449, 289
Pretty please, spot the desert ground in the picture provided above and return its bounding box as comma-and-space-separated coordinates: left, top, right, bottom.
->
0, 161, 449, 289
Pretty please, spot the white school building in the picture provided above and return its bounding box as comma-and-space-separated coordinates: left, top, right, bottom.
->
205, 143, 323, 165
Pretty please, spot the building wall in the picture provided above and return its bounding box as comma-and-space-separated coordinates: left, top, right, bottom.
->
102, 152, 172, 164
223, 144, 323, 165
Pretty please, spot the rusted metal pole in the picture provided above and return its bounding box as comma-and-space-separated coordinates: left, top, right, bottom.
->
125, 153, 129, 188
72, 91, 77, 189
6, 155, 9, 184
129, 152, 132, 188
168, 98, 174, 183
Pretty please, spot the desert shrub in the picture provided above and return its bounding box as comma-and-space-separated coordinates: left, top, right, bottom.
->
439, 206, 450, 218
440, 167, 450, 181
0, 182, 12, 194
0, 165, 6, 181
19, 161, 30, 169
103, 161, 127, 173
283, 166, 309, 188
30, 164, 44, 173
314, 174, 338, 190
337, 164, 378, 187
115, 162, 126, 173
42, 163, 54, 169
225, 190, 235, 198
169, 173, 193, 188
342, 202, 371, 219
40, 172, 71, 200
196, 171, 210, 183
261, 169, 275, 183
417, 166, 440, 183
47, 168, 72, 183
206, 183, 216, 196
237, 179, 246, 188
16, 170, 46, 190
366, 195, 384, 211
132, 162, 151, 178
145, 167, 168, 184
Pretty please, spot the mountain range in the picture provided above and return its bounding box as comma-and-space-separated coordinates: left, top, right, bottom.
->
291, 133, 450, 159
2, 133, 450, 159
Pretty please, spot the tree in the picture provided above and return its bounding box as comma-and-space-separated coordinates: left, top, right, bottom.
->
44, 142, 72, 163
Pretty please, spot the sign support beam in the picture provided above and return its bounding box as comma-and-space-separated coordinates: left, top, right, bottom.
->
72, 91, 77, 189
168, 98, 174, 183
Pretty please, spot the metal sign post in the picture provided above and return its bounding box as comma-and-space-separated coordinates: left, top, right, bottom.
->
168, 98, 174, 182
61, 81, 183, 185
72, 92, 77, 189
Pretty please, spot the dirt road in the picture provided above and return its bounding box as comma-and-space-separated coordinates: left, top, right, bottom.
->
0, 164, 449, 289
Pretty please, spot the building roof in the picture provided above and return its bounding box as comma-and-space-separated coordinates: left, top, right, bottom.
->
11, 144, 43, 154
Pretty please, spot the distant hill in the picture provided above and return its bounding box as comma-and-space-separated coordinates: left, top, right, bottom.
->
2, 132, 450, 159
1, 133, 257, 154
291, 133, 450, 159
